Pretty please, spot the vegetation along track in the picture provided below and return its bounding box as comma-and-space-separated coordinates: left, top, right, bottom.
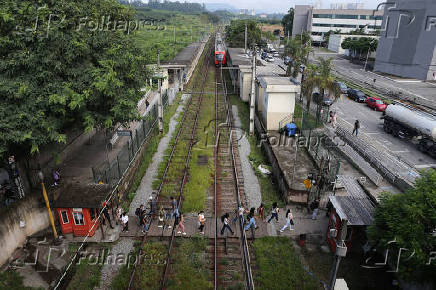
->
213, 65, 255, 289
127, 37, 213, 290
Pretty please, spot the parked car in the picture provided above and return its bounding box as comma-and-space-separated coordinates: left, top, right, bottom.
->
366, 97, 387, 111
336, 82, 348, 94
273, 52, 280, 57
312, 92, 332, 106
347, 88, 367, 102
299, 64, 306, 73
266, 55, 274, 62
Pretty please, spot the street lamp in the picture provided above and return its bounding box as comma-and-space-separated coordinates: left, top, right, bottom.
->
38, 171, 58, 239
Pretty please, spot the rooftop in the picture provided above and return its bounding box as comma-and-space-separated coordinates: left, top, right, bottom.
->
163, 42, 202, 65
258, 76, 293, 86
52, 183, 111, 208
227, 47, 252, 66
329, 175, 375, 226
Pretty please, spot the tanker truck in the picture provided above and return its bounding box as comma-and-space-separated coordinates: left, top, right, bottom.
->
383, 103, 436, 157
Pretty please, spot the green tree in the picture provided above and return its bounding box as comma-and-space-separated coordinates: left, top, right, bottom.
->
0, 0, 151, 156
281, 8, 294, 37
225, 20, 265, 48
368, 169, 436, 283
316, 57, 340, 105
341, 37, 378, 60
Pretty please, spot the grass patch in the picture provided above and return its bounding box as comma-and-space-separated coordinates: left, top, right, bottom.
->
0, 270, 40, 290
253, 237, 320, 290
67, 258, 103, 290
166, 236, 212, 289
132, 9, 209, 64
133, 241, 168, 289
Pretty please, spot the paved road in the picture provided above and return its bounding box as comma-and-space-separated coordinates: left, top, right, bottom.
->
331, 96, 436, 169
312, 49, 436, 109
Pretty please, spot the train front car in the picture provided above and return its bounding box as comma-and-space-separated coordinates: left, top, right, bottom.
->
214, 33, 226, 66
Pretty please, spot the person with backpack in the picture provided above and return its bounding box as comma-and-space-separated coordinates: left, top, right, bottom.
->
280, 209, 294, 232
142, 213, 150, 234
244, 208, 257, 231
135, 204, 144, 226
221, 213, 234, 235
267, 202, 280, 223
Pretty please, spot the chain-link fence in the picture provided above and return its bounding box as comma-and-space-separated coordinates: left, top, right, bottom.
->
297, 101, 341, 200
92, 91, 170, 187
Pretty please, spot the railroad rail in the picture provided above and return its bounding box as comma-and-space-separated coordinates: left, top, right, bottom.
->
127, 38, 213, 290
214, 64, 255, 289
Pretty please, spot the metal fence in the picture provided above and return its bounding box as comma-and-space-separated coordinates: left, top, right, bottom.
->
298, 102, 341, 194
92, 91, 170, 187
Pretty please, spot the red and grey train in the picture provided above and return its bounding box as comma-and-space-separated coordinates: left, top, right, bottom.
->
214, 32, 227, 66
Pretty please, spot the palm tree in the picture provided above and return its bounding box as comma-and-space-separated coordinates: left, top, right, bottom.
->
316, 57, 340, 105
301, 64, 318, 112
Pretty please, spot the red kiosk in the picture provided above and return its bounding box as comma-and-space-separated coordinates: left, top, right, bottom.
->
53, 183, 111, 237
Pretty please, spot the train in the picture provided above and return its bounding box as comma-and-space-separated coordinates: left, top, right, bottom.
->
382, 103, 436, 157
214, 32, 226, 66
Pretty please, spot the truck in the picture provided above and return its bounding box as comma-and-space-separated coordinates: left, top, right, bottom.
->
382, 103, 436, 157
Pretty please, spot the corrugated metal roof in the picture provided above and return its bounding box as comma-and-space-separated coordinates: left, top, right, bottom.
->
53, 183, 111, 208
330, 175, 375, 226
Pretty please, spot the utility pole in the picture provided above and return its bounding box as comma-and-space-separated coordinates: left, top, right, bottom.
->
244, 22, 248, 54
287, 30, 290, 41
190, 25, 193, 43
249, 46, 256, 135
174, 26, 176, 58
364, 47, 370, 71
328, 219, 348, 290
158, 78, 163, 133
157, 49, 160, 67
38, 171, 58, 239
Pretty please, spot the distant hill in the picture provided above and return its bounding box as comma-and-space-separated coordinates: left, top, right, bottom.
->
205, 3, 237, 13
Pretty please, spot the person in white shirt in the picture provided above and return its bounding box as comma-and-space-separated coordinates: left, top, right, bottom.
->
121, 213, 129, 232
220, 213, 234, 235
280, 209, 294, 232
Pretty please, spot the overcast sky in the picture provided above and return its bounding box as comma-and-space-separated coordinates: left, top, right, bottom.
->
196, 0, 383, 13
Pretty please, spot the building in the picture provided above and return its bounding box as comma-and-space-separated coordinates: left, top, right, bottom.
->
53, 183, 111, 237
250, 9, 255, 16
256, 76, 300, 131
330, 2, 364, 10
328, 34, 379, 57
259, 14, 267, 18
292, 5, 383, 43
374, 0, 436, 81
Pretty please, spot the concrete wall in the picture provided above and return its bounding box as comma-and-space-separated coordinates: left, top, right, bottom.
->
264, 92, 296, 131
240, 69, 252, 102
0, 196, 49, 267
374, 0, 436, 80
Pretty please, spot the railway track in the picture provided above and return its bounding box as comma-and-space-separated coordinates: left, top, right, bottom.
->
127, 34, 254, 289
214, 65, 255, 289
127, 37, 213, 290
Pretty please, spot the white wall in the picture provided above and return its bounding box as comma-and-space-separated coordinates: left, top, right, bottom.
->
0, 196, 50, 267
